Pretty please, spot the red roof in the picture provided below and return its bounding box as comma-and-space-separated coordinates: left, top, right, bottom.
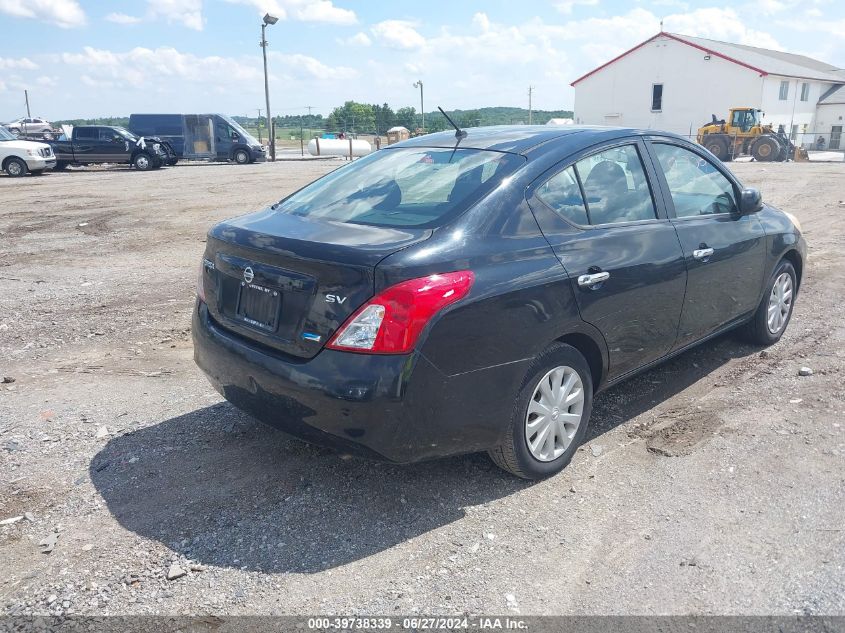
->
570, 32, 769, 86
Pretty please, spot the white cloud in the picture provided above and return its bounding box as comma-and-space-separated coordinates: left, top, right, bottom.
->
270, 52, 357, 80
0, 0, 85, 28
0, 56, 39, 71
145, 0, 204, 30
471, 12, 490, 32
224, 0, 356, 24
663, 8, 782, 49
338, 32, 372, 47
371, 20, 426, 50
555, 0, 599, 15
293, 0, 355, 24
105, 12, 143, 25
59, 46, 263, 87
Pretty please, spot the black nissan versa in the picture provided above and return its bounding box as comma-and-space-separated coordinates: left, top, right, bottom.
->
193, 125, 806, 479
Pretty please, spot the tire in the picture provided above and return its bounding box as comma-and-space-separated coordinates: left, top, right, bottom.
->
31, 169, 45, 176
167, 157, 179, 166
703, 135, 730, 162
52, 161, 68, 171
233, 149, 250, 165
133, 152, 153, 171
751, 136, 780, 162
741, 259, 797, 345
4, 157, 28, 177
488, 343, 594, 479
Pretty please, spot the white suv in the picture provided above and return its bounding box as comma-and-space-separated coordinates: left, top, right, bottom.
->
5, 117, 53, 136
0, 126, 56, 176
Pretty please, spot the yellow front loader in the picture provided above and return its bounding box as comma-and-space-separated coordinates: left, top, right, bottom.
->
696, 108, 807, 162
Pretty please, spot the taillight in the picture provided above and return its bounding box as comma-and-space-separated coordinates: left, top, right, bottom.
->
326, 271, 474, 354
197, 262, 206, 303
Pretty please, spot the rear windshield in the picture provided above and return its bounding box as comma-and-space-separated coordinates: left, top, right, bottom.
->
274, 147, 524, 228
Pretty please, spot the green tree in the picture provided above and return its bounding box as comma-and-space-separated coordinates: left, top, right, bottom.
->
459, 110, 482, 128
327, 101, 376, 134
372, 103, 396, 134
395, 106, 417, 130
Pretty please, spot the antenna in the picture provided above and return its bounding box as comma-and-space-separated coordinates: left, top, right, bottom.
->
437, 106, 467, 139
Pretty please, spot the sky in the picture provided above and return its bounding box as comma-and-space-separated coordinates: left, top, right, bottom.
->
0, 0, 843, 121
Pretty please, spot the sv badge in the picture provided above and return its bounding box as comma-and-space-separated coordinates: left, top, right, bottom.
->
325, 294, 348, 304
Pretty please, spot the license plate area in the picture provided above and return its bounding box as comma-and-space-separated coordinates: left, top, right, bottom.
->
236, 282, 281, 331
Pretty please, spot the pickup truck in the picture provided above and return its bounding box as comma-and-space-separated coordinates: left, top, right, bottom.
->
48, 125, 172, 171
0, 126, 56, 176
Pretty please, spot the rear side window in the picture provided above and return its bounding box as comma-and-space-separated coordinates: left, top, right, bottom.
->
275, 148, 524, 228
535, 167, 589, 225
75, 128, 97, 140
575, 145, 657, 225
652, 144, 737, 217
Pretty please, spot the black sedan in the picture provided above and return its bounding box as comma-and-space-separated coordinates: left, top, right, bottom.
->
193, 126, 806, 479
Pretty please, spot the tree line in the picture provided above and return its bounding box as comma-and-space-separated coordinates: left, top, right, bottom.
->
52, 103, 575, 137
234, 103, 575, 135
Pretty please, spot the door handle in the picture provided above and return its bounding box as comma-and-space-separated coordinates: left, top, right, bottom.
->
578, 271, 610, 288
693, 247, 715, 261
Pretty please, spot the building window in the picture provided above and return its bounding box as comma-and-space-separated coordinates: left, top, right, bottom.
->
651, 84, 663, 111
800, 83, 810, 101
779, 80, 789, 100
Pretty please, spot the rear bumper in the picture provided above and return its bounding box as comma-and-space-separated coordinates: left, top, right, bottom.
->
192, 301, 525, 462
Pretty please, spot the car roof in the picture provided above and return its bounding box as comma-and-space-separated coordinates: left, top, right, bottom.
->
391, 125, 687, 155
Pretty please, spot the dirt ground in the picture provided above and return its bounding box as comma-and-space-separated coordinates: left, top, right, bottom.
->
0, 159, 843, 616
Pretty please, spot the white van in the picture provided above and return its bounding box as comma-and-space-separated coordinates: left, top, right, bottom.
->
0, 126, 56, 176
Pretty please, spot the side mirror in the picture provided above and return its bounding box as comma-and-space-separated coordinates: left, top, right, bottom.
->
739, 187, 763, 215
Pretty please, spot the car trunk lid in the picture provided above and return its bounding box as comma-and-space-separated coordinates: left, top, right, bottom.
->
202, 207, 431, 359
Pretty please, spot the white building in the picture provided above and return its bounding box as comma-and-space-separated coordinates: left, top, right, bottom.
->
572, 32, 845, 149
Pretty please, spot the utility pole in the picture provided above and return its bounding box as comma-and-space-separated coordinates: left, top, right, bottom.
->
528, 86, 534, 125
24, 90, 31, 119
413, 80, 424, 133
256, 108, 263, 144
305, 105, 313, 142
260, 13, 279, 161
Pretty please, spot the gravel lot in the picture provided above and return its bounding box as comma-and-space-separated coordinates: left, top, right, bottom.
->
1, 158, 843, 616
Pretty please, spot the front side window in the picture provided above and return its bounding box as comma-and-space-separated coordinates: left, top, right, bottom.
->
652, 143, 737, 217
574, 145, 657, 225
99, 128, 120, 142
275, 147, 523, 228
779, 80, 789, 100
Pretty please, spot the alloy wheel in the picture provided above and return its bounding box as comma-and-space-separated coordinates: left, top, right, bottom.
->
767, 271, 793, 334
525, 365, 585, 462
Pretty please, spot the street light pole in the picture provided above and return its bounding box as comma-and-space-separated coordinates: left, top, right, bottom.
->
413, 80, 424, 133
260, 13, 278, 161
